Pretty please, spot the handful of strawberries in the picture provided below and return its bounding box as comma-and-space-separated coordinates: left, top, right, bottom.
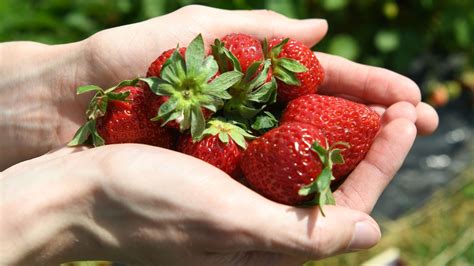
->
69, 33, 381, 214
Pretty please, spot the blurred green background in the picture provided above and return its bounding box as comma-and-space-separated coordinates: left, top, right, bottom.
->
1, 0, 473, 105
1, 0, 472, 265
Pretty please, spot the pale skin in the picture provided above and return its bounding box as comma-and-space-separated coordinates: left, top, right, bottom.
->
0, 5, 438, 266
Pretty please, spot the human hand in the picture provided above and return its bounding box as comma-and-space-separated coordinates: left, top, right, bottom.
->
0, 5, 437, 168
1, 144, 382, 266
73, 5, 437, 139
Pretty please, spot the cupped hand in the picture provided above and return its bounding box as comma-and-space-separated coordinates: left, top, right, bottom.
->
1, 144, 380, 266
70, 5, 437, 137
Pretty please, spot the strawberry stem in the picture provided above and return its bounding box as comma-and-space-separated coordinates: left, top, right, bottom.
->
298, 140, 350, 216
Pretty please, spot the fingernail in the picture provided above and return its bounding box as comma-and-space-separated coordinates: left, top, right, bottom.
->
347, 221, 381, 251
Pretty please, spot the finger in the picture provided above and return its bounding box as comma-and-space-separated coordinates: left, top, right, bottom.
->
233, 203, 381, 260
316, 52, 421, 106
415, 102, 439, 135
232, 9, 328, 46
334, 118, 417, 213
380, 101, 417, 125
176, 5, 328, 47
218, 187, 381, 259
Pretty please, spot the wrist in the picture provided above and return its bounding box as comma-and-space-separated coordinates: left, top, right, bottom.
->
0, 155, 114, 265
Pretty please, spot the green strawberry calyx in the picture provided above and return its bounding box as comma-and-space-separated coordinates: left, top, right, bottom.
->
251, 111, 279, 134
144, 34, 244, 139
263, 38, 307, 86
298, 140, 350, 216
68, 78, 142, 147
197, 118, 255, 149
211, 39, 277, 122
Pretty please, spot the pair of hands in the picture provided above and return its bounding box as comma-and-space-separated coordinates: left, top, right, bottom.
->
0, 5, 438, 266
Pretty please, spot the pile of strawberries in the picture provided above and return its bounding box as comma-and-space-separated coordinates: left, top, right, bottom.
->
70, 33, 380, 212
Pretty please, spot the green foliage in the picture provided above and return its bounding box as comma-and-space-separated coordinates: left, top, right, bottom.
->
0, 0, 472, 101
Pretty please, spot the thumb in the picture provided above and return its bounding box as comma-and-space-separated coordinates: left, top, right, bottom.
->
237, 202, 381, 260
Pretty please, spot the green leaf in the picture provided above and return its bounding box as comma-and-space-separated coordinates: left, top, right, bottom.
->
76, 85, 102, 95
244, 61, 262, 83
180, 107, 191, 132
185, 34, 205, 75
68, 120, 93, 146
312, 141, 328, 164
108, 91, 130, 101
223, 48, 242, 72
154, 83, 176, 96
190, 104, 206, 139
161, 49, 186, 84
89, 120, 105, 146
157, 97, 178, 117
207, 70, 243, 92
273, 67, 300, 86
218, 132, 229, 143
229, 130, 248, 149
140, 77, 164, 93
331, 149, 345, 165
237, 104, 264, 119
248, 60, 271, 91
160, 111, 181, 126
316, 167, 333, 192
197, 55, 219, 83
278, 58, 307, 73
211, 39, 242, 73
251, 111, 278, 133
248, 77, 277, 103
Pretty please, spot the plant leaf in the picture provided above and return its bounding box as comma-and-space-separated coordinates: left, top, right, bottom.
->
278, 58, 307, 73
68, 120, 94, 146
186, 34, 205, 75
89, 120, 105, 146
76, 85, 102, 95
273, 67, 300, 86
312, 141, 328, 164
207, 70, 243, 92
331, 149, 345, 165
190, 104, 206, 139
251, 111, 278, 133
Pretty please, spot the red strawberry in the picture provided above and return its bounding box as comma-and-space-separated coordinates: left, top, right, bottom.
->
266, 37, 324, 102
69, 80, 175, 148
144, 34, 243, 138
219, 33, 264, 73
146, 47, 186, 77
281, 94, 381, 179
241, 122, 343, 210
177, 119, 254, 179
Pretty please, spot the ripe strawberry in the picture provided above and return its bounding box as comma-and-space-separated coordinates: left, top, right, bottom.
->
144, 34, 243, 138
281, 94, 381, 179
147, 47, 187, 78
177, 119, 254, 179
69, 80, 175, 148
217, 33, 265, 73
266, 37, 324, 102
241, 122, 345, 211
